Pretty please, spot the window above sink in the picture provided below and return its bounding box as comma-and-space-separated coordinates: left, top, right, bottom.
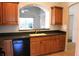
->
19, 18, 33, 30
19, 5, 50, 30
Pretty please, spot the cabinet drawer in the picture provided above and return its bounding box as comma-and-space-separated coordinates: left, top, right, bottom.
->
30, 37, 40, 42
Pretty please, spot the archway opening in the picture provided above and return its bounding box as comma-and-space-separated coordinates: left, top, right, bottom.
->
68, 3, 79, 43
19, 4, 49, 30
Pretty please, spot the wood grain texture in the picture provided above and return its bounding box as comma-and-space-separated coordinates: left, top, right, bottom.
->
3, 40, 13, 56
51, 6, 63, 25
30, 34, 66, 56
0, 3, 3, 25
0, 2, 18, 25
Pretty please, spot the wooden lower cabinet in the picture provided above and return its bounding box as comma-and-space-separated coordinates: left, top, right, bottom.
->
2, 34, 65, 56
30, 37, 51, 56
40, 37, 50, 55
2, 40, 13, 56
50, 36, 57, 53
30, 34, 66, 56
30, 41, 40, 56
59, 35, 66, 51
30, 37, 40, 56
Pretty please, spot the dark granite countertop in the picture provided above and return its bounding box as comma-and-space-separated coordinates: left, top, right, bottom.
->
0, 30, 66, 39
0, 30, 66, 36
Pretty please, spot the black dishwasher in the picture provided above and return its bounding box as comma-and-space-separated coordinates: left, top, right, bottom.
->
12, 38, 30, 56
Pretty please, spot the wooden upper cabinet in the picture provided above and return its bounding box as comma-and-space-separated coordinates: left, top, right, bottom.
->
0, 2, 18, 25
51, 6, 63, 25
0, 3, 2, 25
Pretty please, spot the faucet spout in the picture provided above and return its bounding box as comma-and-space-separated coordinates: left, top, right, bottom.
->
35, 29, 40, 34
35, 29, 37, 34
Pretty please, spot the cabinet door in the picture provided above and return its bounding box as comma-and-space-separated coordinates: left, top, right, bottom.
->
59, 35, 65, 51
3, 40, 13, 56
0, 3, 2, 25
50, 35, 64, 53
50, 36, 56, 53
30, 38, 40, 56
3, 3, 18, 25
55, 35, 61, 51
51, 7, 63, 25
40, 36, 50, 55
55, 7, 63, 25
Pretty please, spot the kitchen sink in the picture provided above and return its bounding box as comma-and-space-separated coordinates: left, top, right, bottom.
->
30, 33, 47, 36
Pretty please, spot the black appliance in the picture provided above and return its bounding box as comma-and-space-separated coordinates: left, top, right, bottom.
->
12, 38, 30, 56
0, 48, 5, 56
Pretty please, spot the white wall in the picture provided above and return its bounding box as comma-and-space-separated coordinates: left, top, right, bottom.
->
69, 6, 77, 43
68, 3, 79, 55
73, 3, 79, 56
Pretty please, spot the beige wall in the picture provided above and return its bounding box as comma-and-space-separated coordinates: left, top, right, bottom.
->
0, 2, 68, 33
19, 2, 69, 51
19, 2, 69, 31
0, 2, 70, 55
0, 2, 69, 51
19, 2, 69, 25
0, 2, 69, 33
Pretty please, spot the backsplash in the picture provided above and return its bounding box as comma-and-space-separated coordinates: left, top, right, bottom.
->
0, 25, 67, 33
50, 25, 62, 30
50, 25, 67, 32
60, 25, 67, 31
0, 26, 19, 33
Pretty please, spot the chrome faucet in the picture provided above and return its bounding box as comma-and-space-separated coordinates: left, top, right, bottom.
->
35, 29, 40, 34
35, 29, 38, 34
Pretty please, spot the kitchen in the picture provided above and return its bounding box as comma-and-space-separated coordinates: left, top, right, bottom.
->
0, 2, 69, 56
